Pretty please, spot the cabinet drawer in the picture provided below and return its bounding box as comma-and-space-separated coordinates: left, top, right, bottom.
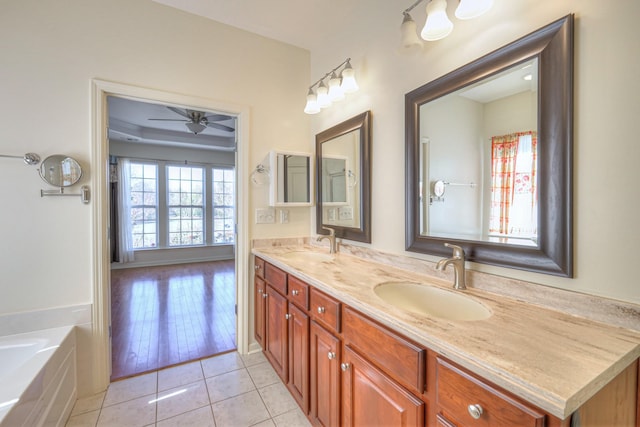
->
310, 288, 341, 333
342, 307, 425, 396
265, 262, 287, 295
254, 257, 265, 279
436, 358, 545, 427
288, 275, 309, 310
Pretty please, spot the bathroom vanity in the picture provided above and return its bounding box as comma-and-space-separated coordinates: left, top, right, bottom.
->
252, 246, 640, 427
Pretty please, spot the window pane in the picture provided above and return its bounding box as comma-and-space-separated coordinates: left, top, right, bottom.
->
128, 162, 158, 249
212, 167, 235, 244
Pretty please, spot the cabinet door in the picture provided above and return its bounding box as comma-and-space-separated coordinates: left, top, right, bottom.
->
254, 276, 266, 349
265, 285, 288, 382
310, 321, 341, 427
342, 346, 424, 427
287, 303, 309, 413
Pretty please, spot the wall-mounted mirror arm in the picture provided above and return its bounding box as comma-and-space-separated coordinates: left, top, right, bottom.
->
41, 186, 90, 204
0, 152, 41, 165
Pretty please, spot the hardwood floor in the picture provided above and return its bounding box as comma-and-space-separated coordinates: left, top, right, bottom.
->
110, 260, 236, 381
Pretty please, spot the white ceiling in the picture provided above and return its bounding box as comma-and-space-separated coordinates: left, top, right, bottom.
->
151, 0, 366, 51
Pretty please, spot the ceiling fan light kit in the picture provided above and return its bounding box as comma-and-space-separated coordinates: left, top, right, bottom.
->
148, 106, 235, 135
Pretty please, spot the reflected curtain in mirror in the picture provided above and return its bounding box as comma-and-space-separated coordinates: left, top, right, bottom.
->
489, 131, 537, 240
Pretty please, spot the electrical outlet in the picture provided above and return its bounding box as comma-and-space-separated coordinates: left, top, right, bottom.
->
339, 206, 353, 220
280, 209, 289, 224
255, 208, 275, 224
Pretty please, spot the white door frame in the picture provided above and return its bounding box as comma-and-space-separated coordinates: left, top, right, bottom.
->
90, 79, 250, 392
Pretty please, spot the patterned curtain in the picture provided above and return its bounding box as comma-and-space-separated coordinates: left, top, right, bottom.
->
489, 131, 537, 236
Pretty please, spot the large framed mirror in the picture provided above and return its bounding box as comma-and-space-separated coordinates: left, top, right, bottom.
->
406, 15, 573, 276
316, 111, 371, 243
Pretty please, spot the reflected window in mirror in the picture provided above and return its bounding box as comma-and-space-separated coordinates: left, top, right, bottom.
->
316, 111, 371, 243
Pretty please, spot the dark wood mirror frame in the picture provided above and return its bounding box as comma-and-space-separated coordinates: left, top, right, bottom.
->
405, 15, 573, 277
316, 110, 372, 243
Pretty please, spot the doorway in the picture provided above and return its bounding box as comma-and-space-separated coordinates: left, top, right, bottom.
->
91, 80, 251, 391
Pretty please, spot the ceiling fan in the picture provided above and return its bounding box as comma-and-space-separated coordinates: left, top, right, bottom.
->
149, 106, 235, 135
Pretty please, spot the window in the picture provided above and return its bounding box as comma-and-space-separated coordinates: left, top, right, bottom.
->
129, 162, 158, 249
167, 165, 204, 246
212, 168, 235, 244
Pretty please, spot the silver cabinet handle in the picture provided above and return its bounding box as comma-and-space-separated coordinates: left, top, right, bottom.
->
257, 289, 263, 294
317, 306, 326, 314
262, 293, 268, 299
327, 351, 336, 360
254, 265, 260, 270
292, 289, 299, 296
285, 313, 292, 320
468, 404, 483, 419
340, 363, 350, 371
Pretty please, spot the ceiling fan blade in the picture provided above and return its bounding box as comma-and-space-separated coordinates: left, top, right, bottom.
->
204, 114, 233, 122
148, 118, 189, 122
207, 122, 235, 132
167, 106, 191, 119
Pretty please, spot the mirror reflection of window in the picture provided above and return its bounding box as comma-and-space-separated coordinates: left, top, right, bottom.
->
489, 131, 537, 241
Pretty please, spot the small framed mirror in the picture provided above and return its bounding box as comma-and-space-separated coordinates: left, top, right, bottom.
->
39, 155, 83, 187
316, 111, 371, 243
269, 151, 313, 206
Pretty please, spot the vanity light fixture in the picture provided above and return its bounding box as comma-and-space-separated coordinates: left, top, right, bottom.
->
401, 0, 493, 47
304, 58, 359, 115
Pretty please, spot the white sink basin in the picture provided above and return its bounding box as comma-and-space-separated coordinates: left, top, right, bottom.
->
279, 251, 335, 263
374, 282, 491, 321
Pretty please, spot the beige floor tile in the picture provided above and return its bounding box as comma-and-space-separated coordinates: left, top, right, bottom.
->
272, 407, 312, 427
65, 409, 100, 427
258, 382, 298, 417
70, 391, 105, 416
103, 372, 157, 407
156, 380, 210, 421
158, 361, 204, 391
252, 419, 276, 427
97, 394, 156, 427
201, 352, 245, 378
211, 390, 270, 427
156, 405, 216, 427
241, 350, 268, 367
206, 368, 256, 402
246, 361, 280, 388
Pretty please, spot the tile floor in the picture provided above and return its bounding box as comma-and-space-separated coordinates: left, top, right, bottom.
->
66, 351, 312, 427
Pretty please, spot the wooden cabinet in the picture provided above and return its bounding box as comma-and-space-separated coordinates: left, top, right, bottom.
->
436, 357, 545, 427
310, 321, 341, 427
253, 256, 634, 427
287, 302, 309, 413
264, 284, 288, 382
342, 345, 425, 427
254, 276, 266, 348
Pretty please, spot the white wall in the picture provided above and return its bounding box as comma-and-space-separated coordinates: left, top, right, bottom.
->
309, 0, 640, 304
0, 0, 310, 316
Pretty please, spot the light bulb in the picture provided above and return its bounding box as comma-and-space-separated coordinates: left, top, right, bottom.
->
316, 81, 332, 108
421, 0, 453, 41
455, 0, 493, 20
401, 13, 423, 49
304, 88, 320, 114
328, 72, 345, 101
340, 61, 359, 94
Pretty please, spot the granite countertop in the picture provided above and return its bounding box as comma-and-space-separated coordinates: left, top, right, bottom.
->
252, 245, 640, 420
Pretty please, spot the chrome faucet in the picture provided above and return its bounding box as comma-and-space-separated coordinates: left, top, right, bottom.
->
317, 227, 338, 254
436, 243, 466, 290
